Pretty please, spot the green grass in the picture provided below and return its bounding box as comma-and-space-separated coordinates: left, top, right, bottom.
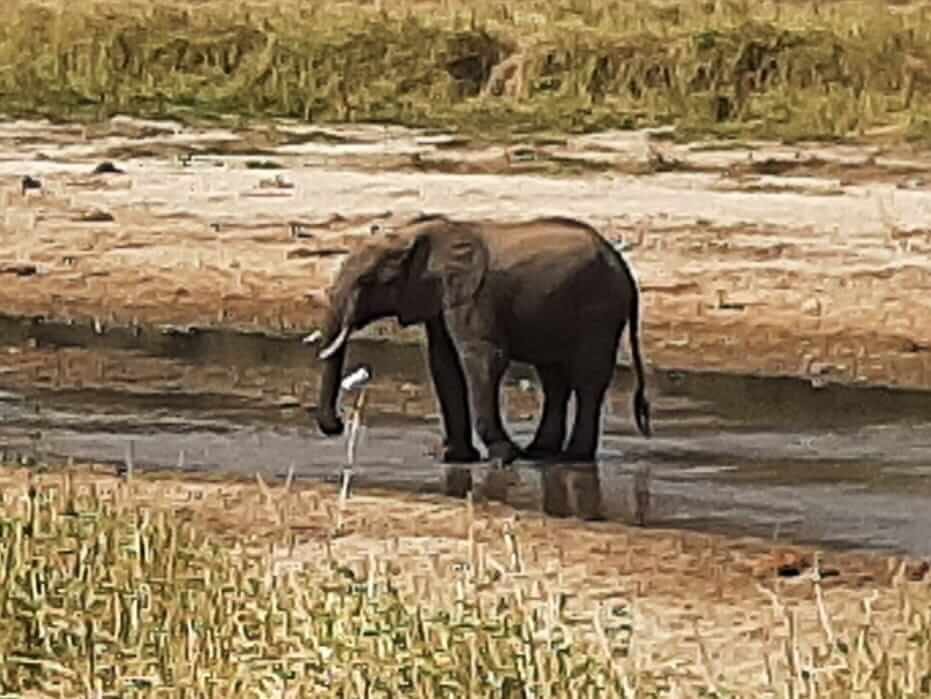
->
3, 0, 931, 143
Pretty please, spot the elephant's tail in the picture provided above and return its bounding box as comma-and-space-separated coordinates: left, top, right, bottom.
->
628, 280, 652, 438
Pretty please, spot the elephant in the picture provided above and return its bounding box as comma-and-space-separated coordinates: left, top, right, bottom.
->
314, 213, 651, 465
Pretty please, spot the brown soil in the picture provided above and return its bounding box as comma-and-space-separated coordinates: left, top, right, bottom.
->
2, 117, 931, 393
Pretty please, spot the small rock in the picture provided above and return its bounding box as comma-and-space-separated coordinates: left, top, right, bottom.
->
276, 395, 301, 409
0, 263, 38, 277
289, 222, 310, 239
160, 325, 198, 337
808, 361, 833, 376
801, 298, 822, 316
507, 146, 537, 163
905, 559, 930, 581
751, 550, 812, 578
20, 175, 41, 195
75, 208, 115, 223
258, 174, 294, 189
286, 247, 348, 260
91, 161, 125, 175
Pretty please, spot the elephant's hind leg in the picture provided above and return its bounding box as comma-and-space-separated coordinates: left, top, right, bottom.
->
564, 336, 618, 462
524, 363, 571, 460
425, 318, 480, 463
459, 339, 520, 465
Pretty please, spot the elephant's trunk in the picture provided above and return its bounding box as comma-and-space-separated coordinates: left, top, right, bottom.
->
316, 339, 347, 436
315, 292, 356, 436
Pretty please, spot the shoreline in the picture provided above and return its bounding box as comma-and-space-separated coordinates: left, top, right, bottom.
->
2, 309, 931, 400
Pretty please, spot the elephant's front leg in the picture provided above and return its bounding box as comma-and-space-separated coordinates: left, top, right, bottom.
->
425, 318, 480, 463
458, 338, 520, 465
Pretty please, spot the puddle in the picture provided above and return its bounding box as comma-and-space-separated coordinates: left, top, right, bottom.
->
0, 313, 930, 558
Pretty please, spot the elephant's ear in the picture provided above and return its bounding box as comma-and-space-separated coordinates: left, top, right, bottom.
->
431, 230, 489, 307
397, 227, 488, 325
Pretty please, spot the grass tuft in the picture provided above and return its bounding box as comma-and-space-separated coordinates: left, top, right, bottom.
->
0, 471, 629, 696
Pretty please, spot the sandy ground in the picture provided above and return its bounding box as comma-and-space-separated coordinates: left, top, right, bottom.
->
2, 117, 931, 392
2, 463, 927, 697
3, 117, 931, 696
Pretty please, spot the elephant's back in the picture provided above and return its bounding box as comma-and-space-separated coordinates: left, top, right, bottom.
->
483, 218, 632, 360
484, 217, 612, 274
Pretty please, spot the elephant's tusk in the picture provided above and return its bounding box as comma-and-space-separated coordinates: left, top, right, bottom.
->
302, 330, 323, 344
318, 325, 350, 360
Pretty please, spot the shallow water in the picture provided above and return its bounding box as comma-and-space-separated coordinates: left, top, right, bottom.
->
0, 313, 930, 557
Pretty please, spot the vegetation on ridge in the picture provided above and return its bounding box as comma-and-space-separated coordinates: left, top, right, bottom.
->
2, 0, 931, 142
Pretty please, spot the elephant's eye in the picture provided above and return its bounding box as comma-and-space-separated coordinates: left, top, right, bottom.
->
357, 272, 377, 286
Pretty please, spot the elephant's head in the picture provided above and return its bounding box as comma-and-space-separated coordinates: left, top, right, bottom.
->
315, 215, 488, 436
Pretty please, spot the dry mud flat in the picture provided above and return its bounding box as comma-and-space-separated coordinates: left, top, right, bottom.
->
2, 117, 931, 391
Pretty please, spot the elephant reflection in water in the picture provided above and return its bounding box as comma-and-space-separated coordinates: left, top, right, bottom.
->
546, 463, 651, 525
442, 463, 605, 522
541, 464, 604, 521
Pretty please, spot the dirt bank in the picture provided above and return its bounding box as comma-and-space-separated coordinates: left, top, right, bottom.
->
2, 117, 931, 391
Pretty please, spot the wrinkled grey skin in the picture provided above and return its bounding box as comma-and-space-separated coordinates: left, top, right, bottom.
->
315, 213, 651, 465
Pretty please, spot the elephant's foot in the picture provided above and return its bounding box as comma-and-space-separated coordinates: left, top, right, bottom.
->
316, 412, 345, 437
442, 444, 482, 464
521, 443, 564, 463
560, 448, 597, 464
487, 440, 521, 466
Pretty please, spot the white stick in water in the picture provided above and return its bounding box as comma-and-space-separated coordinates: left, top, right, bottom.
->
343, 366, 372, 465
338, 365, 373, 522
302, 330, 323, 344
346, 402, 365, 466
341, 365, 372, 392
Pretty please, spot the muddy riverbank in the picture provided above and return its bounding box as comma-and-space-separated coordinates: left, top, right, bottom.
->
2, 117, 931, 392
0, 313, 930, 559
